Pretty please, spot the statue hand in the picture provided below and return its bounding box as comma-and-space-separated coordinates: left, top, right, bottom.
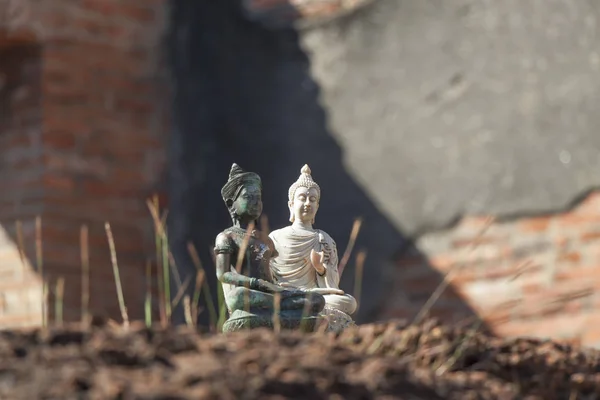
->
310, 249, 326, 275
256, 279, 285, 293
278, 282, 297, 289
306, 287, 345, 296
321, 242, 332, 264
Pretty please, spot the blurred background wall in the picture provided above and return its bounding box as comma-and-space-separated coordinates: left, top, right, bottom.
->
1, 0, 600, 346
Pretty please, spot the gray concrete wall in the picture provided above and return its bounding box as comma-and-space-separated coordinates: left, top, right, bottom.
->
297, 0, 600, 234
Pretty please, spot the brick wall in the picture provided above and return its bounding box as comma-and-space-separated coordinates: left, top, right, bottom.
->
0, 39, 44, 327
0, 0, 168, 327
381, 192, 600, 348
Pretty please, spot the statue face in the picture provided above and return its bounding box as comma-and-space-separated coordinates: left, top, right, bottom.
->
290, 186, 319, 224
233, 183, 263, 220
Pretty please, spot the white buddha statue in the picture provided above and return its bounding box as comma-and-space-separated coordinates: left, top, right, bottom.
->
269, 165, 358, 316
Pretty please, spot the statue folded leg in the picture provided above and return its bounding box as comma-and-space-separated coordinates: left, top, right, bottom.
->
226, 286, 325, 315
323, 294, 357, 316
223, 286, 325, 332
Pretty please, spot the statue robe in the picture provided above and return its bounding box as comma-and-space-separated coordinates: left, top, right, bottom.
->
269, 226, 341, 291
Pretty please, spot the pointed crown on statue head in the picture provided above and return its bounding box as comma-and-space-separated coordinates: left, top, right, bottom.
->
288, 164, 321, 202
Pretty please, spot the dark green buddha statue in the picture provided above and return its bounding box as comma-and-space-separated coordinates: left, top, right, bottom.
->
214, 163, 325, 332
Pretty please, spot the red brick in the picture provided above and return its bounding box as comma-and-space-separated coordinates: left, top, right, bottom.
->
519, 216, 552, 232
42, 130, 77, 150
451, 235, 507, 248
43, 153, 110, 179
0, 313, 42, 328
81, 0, 158, 23
556, 251, 581, 264
574, 192, 600, 215
80, 179, 142, 197
581, 231, 600, 243
557, 213, 600, 227
581, 315, 600, 346
395, 254, 428, 269
72, 17, 132, 41
479, 261, 540, 281
518, 287, 594, 319
483, 307, 513, 326
428, 254, 457, 271
42, 115, 91, 136
553, 267, 600, 286
495, 314, 589, 339
43, 175, 75, 191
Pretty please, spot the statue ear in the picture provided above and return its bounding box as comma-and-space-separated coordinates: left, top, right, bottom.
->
226, 199, 234, 208
288, 200, 294, 223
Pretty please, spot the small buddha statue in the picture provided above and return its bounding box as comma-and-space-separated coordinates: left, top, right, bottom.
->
214, 163, 326, 332
269, 165, 358, 329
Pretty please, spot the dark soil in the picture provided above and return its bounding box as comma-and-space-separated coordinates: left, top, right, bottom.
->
1, 318, 599, 400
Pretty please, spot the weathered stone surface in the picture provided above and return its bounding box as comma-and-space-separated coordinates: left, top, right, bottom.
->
297, 0, 600, 233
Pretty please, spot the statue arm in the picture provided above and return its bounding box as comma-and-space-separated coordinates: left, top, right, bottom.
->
265, 235, 278, 258
316, 232, 341, 289
214, 233, 258, 289
214, 233, 282, 293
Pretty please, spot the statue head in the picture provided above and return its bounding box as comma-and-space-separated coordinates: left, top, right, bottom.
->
221, 163, 263, 223
288, 164, 321, 224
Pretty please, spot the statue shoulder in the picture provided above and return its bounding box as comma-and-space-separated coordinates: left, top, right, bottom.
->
214, 231, 235, 255
269, 226, 293, 241
316, 229, 337, 247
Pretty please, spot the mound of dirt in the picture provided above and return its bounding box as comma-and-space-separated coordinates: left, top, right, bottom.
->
0, 318, 599, 399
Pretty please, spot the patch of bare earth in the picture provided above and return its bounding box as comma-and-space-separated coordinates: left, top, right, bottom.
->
0, 318, 598, 399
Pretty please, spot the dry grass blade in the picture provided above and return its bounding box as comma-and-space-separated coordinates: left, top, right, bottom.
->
145, 260, 152, 328
300, 291, 314, 332
80, 225, 90, 326
260, 214, 270, 236
187, 243, 217, 329
244, 281, 250, 313
508, 260, 534, 282
216, 283, 227, 332
316, 315, 329, 334
183, 295, 193, 328
435, 259, 532, 375
15, 220, 25, 279
104, 222, 129, 329
35, 216, 42, 275
413, 216, 495, 325
273, 293, 281, 333
168, 251, 183, 288
42, 281, 49, 328
412, 269, 459, 326
55, 277, 65, 327
146, 198, 175, 320
192, 269, 206, 327
171, 275, 193, 308
339, 217, 363, 279
156, 259, 167, 328
160, 211, 171, 320
235, 222, 255, 274
353, 249, 367, 314
35, 217, 45, 327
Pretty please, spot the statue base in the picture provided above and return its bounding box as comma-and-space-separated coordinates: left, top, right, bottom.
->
319, 306, 355, 333
222, 309, 320, 333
